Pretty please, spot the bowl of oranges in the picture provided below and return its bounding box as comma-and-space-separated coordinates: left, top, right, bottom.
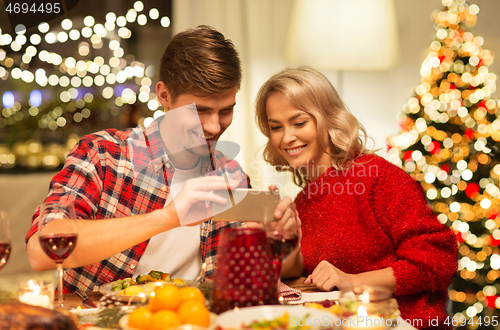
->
119, 284, 216, 330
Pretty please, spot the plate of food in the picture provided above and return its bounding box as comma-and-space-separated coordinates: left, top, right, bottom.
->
98, 282, 151, 303
213, 305, 340, 330
98, 270, 196, 303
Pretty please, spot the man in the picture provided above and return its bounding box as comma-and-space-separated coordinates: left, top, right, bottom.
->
26, 26, 297, 293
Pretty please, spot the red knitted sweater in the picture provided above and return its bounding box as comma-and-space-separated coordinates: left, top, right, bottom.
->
295, 154, 458, 330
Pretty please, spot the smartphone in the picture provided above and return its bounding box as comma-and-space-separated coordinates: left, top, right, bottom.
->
212, 188, 280, 222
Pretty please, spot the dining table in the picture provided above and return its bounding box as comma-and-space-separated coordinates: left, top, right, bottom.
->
55, 277, 418, 330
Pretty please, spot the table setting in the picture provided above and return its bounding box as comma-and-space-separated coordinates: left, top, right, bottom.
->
0, 278, 418, 330
0, 208, 417, 330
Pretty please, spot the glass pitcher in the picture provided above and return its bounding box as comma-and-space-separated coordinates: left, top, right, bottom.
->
210, 227, 280, 314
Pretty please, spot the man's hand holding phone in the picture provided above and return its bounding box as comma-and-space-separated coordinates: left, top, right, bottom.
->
166, 176, 240, 226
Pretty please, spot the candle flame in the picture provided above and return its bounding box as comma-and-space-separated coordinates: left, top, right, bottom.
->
360, 290, 370, 303
27, 280, 41, 296
357, 305, 368, 317
33, 284, 40, 296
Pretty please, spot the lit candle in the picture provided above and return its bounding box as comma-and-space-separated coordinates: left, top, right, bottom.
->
344, 305, 386, 330
18, 280, 53, 309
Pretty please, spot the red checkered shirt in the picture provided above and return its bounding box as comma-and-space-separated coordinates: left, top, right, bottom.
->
26, 117, 250, 293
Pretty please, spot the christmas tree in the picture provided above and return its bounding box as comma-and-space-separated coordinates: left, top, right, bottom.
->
388, 0, 500, 327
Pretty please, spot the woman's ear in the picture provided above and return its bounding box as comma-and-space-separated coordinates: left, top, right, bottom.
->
156, 81, 171, 110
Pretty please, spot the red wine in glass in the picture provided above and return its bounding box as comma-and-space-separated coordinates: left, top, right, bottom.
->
38, 202, 78, 308
263, 212, 300, 288
39, 234, 77, 262
0, 242, 11, 271
267, 232, 299, 260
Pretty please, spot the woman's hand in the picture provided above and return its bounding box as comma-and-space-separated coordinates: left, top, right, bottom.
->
304, 260, 354, 292
304, 262, 397, 293
268, 185, 301, 238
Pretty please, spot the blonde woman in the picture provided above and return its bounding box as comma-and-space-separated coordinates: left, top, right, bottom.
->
255, 66, 457, 330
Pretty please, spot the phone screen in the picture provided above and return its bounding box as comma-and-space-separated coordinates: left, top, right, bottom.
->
212, 189, 279, 222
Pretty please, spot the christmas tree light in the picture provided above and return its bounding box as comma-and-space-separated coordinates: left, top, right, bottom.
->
388, 0, 500, 327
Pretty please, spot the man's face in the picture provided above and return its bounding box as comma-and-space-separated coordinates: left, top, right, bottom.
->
157, 83, 237, 169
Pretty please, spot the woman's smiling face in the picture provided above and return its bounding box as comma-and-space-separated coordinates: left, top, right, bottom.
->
266, 92, 332, 180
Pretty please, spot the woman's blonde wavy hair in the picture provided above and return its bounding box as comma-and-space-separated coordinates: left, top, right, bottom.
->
255, 66, 372, 187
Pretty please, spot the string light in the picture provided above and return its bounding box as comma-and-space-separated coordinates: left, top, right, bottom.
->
0, 2, 171, 170
388, 0, 500, 327
149, 8, 159, 20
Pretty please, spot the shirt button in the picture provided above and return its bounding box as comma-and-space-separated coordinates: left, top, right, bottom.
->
130, 264, 136, 270
161, 187, 167, 192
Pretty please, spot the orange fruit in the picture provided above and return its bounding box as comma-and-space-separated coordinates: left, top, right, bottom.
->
128, 307, 153, 330
150, 285, 181, 312
149, 310, 182, 330
177, 300, 210, 327
179, 287, 205, 304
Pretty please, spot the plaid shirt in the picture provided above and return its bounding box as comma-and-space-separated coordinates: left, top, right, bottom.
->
26, 117, 250, 293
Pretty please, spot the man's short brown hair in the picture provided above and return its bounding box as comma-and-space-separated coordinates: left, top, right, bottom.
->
159, 25, 242, 102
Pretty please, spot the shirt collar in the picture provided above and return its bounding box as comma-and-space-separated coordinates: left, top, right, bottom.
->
127, 116, 234, 181
127, 116, 172, 178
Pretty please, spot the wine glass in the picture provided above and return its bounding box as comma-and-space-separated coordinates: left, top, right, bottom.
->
0, 211, 12, 272
263, 206, 300, 281
38, 202, 78, 308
